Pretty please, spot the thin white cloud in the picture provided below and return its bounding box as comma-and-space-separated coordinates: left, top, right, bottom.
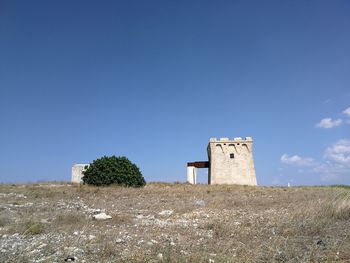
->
310, 139, 350, 181
280, 154, 315, 166
313, 162, 346, 182
281, 140, 350, 183
343, 107, 350, 117
324, 139, 350, 165
315, 118, 342, 129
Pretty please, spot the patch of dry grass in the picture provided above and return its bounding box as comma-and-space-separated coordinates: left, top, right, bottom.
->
0, 214, 11, 227
0, 182, 350, 262
98, 241, 119, 259
8, 219, 46, 235
53, 212, 86, 229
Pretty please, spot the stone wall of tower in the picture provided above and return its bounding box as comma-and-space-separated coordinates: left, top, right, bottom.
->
71, 164, 89, 184
207, 137, 257, 185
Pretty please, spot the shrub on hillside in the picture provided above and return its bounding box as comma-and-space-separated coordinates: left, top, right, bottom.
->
82, 156, 146, 187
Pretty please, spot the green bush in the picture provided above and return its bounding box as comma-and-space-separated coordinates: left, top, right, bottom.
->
82, 156, 146, 187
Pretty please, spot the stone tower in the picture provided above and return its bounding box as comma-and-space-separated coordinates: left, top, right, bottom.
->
71, 164, 88, 184
207, 137, 257, 185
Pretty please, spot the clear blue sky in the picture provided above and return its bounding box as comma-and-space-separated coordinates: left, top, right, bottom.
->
1, 1, 349, 185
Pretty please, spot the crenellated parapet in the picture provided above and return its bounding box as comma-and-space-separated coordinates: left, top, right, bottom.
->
209, 137, 253, 142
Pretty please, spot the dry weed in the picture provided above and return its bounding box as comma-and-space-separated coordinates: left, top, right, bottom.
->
8, 219, 46, 235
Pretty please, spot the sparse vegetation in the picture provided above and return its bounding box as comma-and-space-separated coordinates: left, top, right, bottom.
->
82, 155, 146, 187
8, 220, 46, 235
0, 183, 350, 262
53, 212, 87, 229
0, 215, 11, 227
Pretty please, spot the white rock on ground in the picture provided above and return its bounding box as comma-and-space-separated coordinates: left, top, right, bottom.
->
195, 200, 206, 206
92, 212, 112, 220
158, 210, 173, 216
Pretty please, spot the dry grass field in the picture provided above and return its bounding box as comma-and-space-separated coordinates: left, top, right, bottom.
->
0, 183, 350, 262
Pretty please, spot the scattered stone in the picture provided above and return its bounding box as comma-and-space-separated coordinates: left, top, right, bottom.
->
93, 212, 112, 220
1, 180, 346, 262
88, 208, 104, 214
40, 218, 49, 224
37, 243, 47, 249
158, 210, 173, 216
316, 239, 324, 245
64, 256, 76, 262
195, 200, 206, 207
157, 253, 163, 260
316, 239, 326, 249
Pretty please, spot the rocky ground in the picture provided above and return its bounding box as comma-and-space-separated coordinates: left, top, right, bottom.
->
0, 183, 349, 262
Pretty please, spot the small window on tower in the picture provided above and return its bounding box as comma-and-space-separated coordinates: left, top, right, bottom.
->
230, 153, 235, 159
